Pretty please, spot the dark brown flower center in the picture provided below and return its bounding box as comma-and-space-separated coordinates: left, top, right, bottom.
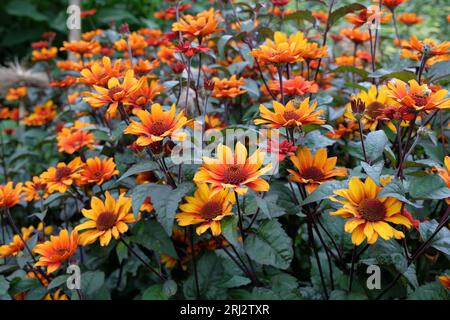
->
301, 166, 325, 180
96, 211, 117, 231
358, 198, 386, 222
199, 201, 223, 220
148, 120, 170, 136
365, 101, 384, 118
283, 111, 301, 121
411, 93, 428, 107
108, 87, 124, 100
223, 165, 247, 185
92, 171, 103, 178
55, 167, 72, 181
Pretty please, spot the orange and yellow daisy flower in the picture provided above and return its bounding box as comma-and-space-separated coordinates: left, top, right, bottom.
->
114, 32, 147, 56
43, 289, 69, 300
0, 226, 34, 258
78, 56, 123, 86
254, 98, 325, 128
438, 275, 450, 289
57, 121, 96, 155
194, 141, 272, 195
268, 76, 318, 97
75, 192, 135, 246
340, 28, 371, 44
123, 103, 189, 147
61, 40, 101, 56
23, 176, 49, 201
330, 176, 412, 245
32, 47, 58, 61
288, 147, 348, 193
78, 157, 119, 186
172, 8, 222, 38
436, 156, 450, 204
6, 87, 27, 102
0, 182, 23, 209
34, 229, 79, 274
177, 184, 235, 236
41, 157, 83, 194
397, 12, 422, 26
211, 75, 246, 99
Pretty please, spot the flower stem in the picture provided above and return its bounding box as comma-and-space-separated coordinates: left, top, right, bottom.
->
189, 225, 200, 299
277, 65, 285, 104
357, 119, 368, 163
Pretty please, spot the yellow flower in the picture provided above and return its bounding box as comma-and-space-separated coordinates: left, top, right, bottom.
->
330, 176, 412, 245
254, 98, 325, 128
75, 192, 135, 246
176, 184, 235, 236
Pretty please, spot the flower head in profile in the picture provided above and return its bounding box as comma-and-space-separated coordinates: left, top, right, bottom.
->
250, 31, 308, 64
269, 76, 318, 98
204, 114, 226, 130
176, 184, 235, 236
127, 79, 164, 111
172, 8, 222, 38
381, 0, 407, 10
83, 70, 145, 118
124, 103, 188, 147
397, 13, 422, 26
0, 182, 23, 209
255, 98, 325, 128
387, 79, 450, 112
330, 176, 412, 245
34, 229, 78, 274
79, 157, 119, 186
401, 36, 450, 58
32, 47, 58, 61
24, 176, 49, 201
114, 32, 147, 56
346, 7, 391, 29
340, 28, 371, 44
194, 141, 272, 195
61, 40, 101, 56
75, 192, 135, 246
288, 147, 347, 192
6, 87, 27, 102
435, 156, 450, 204
41, 157, 83, 194
211, 75, 246, 99
0, 226, 34, 258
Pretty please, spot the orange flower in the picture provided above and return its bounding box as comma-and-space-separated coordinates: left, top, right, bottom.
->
57, 121, 96, 154
381, 0, 407, 9
79, 157, 119, 186
0, 182, 23, 209
397, 12, 422, 25
255, 98, 325, 128
82, 29, 103, 41
32, 47, 58, 61
205, 113, 226, 130
57, 60, 84, 72
346, 7, 391, 28
438, 275, 450, 289
387, 79, 450, 112
299, 42, 328, 61
312, 11, 328, 24
268, 76, 318, 97
157, 45, 176, 64
61, 40, 101, 56
0, 226, 34, 258
128, 58, 160, 75
34, 229, 78, 274
335, 55, 362, 67
140, 197, 154, 213
6, 87, 27, 101
172, 8, 222, 38
43, 289, 69, 300
288, 147, 347, 193
75, 192, 135, 246
340, 28, 371, 44
326, 120, 358, 139
401, 36, 450, 57
23, 101, 57, 126
114, 33, 147, 56
250, 31, 308, 64
212, 75, 246, 99
83, 70, 145, 117
193, 141, 272, 195
23, 176, 49, 201
127, 79, 164, 111
124, 103, 189, 146
436, 156, 450, 204
41, 157, 83, 194
79, 57, 123, 86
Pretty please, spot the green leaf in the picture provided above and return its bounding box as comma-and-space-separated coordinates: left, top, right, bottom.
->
117, 161, 159, 182
129, 220, 178, 258
285, 10, 315, 24
418, 220, 450, 256
329, 3, 366, 26
249, 190, 286, 220
301, 180, 347, 206
427, 60, 450, 82
408, 281, 450, 300
329, 290, 367, 300
142, 284, 169, 300
408, 174, 450, 200
47, 275, 69, 291
378, 178, 422, 208
6, 0, 48, 21
131, 182, 194, 234
331, 66, 369, 79
0, 276, 10, 298
81, 271, 105, 297
244, 219, 293, 269
304, 130, 336, 152
364, 130, 389, 162
217, 35, 234, 57
361, 161, 384, 185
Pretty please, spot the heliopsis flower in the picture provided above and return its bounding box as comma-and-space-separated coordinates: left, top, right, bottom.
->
254, 98, 325, 128
57, 60, 84, 72
75, 192, 135, 246
78, 56, 123, 86
124, 103, 189, 147
83, 70, 145, 117
172, 8, 222, 38
61, 40, 101, 56
194, 141, 272, 195
114, 32, 147, 56
176, 183, 235, 236
265, 139, 297, 161
381, 0, 407, 9
34, 229, 78, 274
345, 85, 392, 130
340, 28, 371, 44
335, 55, 361, 67
326, 120, 359, 139
204, 113, 226, 130
330, 176, 412, 245
397, 12, 422, 25
436, 156, 450, 204
23, 176, 49, 201
401, 36, 450, 57
211, 75, 246, 99
0, 226, 34, 258
41, 157, 83, 194
268, 76, 318, 97
387, 79, 450, 112
140, 197, 154, 213
43, 289, 69, 300
127, 79, 164, 111
299, 42, 328, 61
78, 157, 119, 186
57, 121, 96, 154
250, 31, 307, 64
346, 7, 391, 28
288, 147, 347, 192
23, 101, 57, 126
6, 87, 27, 101
32, 47, 58, 61
0, 182, 23, 209
438, 275, 450, 289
